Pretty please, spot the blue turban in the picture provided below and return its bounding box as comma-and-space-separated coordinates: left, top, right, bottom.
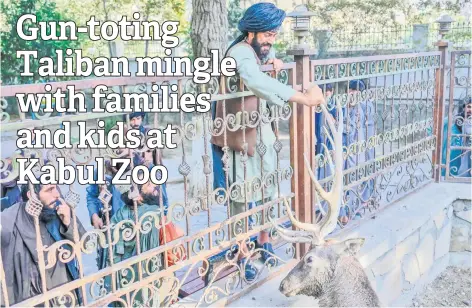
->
227, 2, 286, 53
349, 80, 366, 91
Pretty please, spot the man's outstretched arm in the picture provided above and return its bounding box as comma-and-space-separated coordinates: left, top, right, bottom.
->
229, 44, 325, 107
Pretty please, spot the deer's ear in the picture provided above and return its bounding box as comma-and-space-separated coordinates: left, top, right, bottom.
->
343, 238, 365, 255
333, 238, 365, 255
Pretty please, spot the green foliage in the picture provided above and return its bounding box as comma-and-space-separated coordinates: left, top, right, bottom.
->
272, 38, 292, 62
103, 115, 123, 135
1, 0, 81, 85
307, 0, 405, 31
228, 0, 244, 41
413, 0, 465, 23
180, 22, 194, 60
52, 0, 186, 58
306, 0, 467, 58
306, 0, 465, 31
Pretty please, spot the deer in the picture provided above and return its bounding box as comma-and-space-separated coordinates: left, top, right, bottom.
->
271, 100, 382, 307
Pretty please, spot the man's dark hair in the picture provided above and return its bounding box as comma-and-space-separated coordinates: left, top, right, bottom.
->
123, 112, 146, 123
322, 83, 333, 93
20, 183, 42, 202
121, 185, 139, 207
121, 182, 161, 207
105, 159, 131, 176
349, 79, 366, 91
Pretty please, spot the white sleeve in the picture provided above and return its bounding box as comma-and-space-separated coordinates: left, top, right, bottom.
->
228, 45, 296, 107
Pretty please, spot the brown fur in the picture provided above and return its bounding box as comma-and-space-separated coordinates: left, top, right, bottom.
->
279, 238, 382, 307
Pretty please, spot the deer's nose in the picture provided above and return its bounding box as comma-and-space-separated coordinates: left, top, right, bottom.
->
279, 280, 287, 293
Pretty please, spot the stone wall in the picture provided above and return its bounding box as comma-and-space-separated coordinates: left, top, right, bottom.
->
337, 183, 471, 306
450, 199, 472, 267
367, 205, 452, 305
451, 199, 471, 252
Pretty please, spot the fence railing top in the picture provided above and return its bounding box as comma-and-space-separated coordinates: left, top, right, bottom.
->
451, 50, 472, 55
1, 76, 189, 98
1, 63, 297, 98
309, 51, 442, 66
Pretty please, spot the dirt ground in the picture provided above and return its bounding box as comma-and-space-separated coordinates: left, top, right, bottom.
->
411, 266, 471, 307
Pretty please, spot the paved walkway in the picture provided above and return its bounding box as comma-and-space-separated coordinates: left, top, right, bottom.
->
228, 273, 317, 307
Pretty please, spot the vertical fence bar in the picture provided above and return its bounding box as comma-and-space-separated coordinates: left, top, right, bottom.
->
433, 41, 448, 182
178, 80, 191, 263
257, 73, 266, 227
287, 65, 297, 220
125, 112, 143, 282
99, 149, 117, 293
33, 216, 49, 307
201, 83, 212, 251
240, 76, 249, 254
220, 76, 232, 244
68, 194, 87, 306
445, 52, 456, 179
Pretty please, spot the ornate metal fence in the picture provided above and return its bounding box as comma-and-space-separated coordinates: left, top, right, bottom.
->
310, 52, 441, 228
0, 50, 446, 307
0, 64, 299, 307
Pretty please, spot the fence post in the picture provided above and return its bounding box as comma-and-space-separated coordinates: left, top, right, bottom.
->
287, 48, 315, 258
433, 39, 449, 182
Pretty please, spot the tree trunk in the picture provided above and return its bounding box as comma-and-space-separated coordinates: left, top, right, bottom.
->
190, 0, 228, 58
101, 0, 114, 57
188, 0, 227, 200
144, 5, 151, 57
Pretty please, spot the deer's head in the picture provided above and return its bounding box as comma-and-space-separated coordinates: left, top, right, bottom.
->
278, 236, 365, 297
272, 101, 366, 298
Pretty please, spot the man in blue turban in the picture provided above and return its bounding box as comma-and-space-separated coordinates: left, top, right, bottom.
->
211, 2, 327, 282
228, 2, 286, 59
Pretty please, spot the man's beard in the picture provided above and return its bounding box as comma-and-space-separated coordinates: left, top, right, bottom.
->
250, 36, 271, 60
39, 201, 59, 222
141, 192, 160, 206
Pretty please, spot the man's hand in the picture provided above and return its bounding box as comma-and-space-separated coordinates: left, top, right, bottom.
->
288, 85, 326, 108
306, 84, 326, 107
91, 213, 104, 229
266, 58, 284, 74
56, 200, 71, 227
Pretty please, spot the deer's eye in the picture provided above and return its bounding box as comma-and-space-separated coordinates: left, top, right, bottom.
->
306, 256, 313, 264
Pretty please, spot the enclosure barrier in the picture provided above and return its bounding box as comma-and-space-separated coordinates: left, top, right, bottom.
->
0, 47, 469, 307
